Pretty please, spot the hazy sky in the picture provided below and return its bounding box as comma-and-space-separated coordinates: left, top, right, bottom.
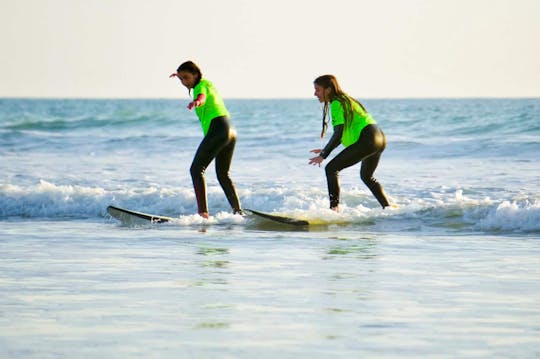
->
1, 0, 539, 98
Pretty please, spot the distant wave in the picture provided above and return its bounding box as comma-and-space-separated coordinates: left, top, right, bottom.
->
2, 114, 181, 132
2, 98, 538, 135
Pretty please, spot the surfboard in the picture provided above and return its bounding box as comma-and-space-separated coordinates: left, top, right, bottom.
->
244, 208, 309, 226
107, 205, 309, 227
107, 205, 174, 225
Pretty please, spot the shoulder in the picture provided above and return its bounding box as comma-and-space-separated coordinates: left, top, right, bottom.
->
330, 100, 344, 125
330, 99, 344, 114
195, 78, 213, 90
330, 99, 341, 109
200, 78, 214, 88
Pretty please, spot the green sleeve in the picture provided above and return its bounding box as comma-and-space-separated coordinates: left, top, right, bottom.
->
193, 80, 208, 99
330, 100, 344, 126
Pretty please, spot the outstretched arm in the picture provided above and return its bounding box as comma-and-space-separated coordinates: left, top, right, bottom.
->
187, 94, 206, 110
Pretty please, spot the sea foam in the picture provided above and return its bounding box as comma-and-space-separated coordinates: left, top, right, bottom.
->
2, 180, 538, 233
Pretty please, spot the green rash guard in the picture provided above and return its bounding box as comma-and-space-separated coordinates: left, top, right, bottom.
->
193, 78, 230, 135
331, 98, 376, 147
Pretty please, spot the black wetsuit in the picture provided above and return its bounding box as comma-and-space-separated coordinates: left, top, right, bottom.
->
190, 116, 241, 214
320, 124, 390, 209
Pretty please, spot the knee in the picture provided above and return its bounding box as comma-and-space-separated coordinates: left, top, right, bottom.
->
190, 163, 206, 179
361, 172, 376, 185
216, 169, 230, 182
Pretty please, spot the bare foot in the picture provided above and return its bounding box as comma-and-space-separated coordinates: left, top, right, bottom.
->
330, 206, 339, 212
198, 212, 209, 219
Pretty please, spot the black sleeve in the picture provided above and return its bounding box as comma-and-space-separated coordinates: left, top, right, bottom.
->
319, 124, 343, 159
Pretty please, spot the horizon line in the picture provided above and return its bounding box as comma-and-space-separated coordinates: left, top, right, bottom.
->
1, 96, 539, 101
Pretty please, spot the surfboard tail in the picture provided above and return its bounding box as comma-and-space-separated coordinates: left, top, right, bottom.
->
245, 208, 309, 226
107, 205, 173, 225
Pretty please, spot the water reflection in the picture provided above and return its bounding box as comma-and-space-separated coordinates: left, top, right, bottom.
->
323, 237, 377, 260
195, 246, 231, 271
192, 245, 233, 330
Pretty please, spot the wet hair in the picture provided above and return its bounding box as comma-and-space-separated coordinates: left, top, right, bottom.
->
314, 74, 367, 138
177, 61, 202, 92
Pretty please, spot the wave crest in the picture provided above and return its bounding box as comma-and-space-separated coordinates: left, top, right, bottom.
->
1, 182, 538, 233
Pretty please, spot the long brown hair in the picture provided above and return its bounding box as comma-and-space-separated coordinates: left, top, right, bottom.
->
314, 75, 367, 138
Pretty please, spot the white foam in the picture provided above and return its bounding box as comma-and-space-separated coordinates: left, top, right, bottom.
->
1, 181, 539, 233
475, 200, 540, 233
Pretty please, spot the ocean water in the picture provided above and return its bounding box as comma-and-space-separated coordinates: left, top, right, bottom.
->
1, 98, 539, 358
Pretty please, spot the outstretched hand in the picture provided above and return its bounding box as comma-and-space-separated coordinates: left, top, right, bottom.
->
187, 100, 200, 110
187, 94, 206, 110
309, 149, 324, 166
309, 155, 324, 166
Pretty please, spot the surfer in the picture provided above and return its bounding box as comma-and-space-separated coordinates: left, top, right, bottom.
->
170, 61, 242, 218
308, 75, 391, 211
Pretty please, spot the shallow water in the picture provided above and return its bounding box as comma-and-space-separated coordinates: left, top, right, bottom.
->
1, 220, 539, 358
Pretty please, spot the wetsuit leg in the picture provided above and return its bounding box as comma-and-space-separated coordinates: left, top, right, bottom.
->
360, 151, 390, 208
215, 129, 242, 213
190, 133, 222, 214
190, 117, 241, 214
324, 124, 390, 209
